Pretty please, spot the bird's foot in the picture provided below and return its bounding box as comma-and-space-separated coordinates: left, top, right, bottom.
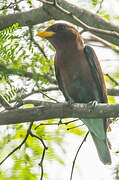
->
87, 100, 97, 112
67, 98, 75, 105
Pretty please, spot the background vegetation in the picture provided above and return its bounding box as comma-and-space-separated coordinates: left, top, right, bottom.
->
0, 0, 119, 179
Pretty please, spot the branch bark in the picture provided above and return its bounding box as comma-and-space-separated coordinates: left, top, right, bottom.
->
0, 63, 56, 84
107, 88, 119, 97
0, 0, 119, 45
0, 101, 119, 125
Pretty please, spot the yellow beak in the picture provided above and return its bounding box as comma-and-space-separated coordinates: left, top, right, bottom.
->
36, 31, 55, 38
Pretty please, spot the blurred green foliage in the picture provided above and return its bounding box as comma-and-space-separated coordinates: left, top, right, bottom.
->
0, 0, 119, 179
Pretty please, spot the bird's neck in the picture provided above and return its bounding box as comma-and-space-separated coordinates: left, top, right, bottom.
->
56, 38, 84, 57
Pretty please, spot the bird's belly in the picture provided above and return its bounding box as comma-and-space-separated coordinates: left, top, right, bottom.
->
65, 79, 93, 103
61, 71, 100, 103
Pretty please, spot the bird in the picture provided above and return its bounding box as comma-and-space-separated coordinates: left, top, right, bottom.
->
37, 23, 111, 165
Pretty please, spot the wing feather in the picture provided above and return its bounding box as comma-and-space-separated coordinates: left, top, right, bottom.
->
84, 45, 108, 103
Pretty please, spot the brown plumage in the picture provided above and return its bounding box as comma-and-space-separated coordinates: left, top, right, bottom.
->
37, 23, 111, 165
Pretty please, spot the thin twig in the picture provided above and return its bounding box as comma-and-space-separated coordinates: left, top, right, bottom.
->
70, 131, 89, 180
39, 89, 59, 102
106, 74, 119, 86
36, 83, 59, 103
0, 122, 33, 165
29, 26, 54, 73
0, 94, 11, 109
0, 0, 23, 10
30, 131, 48, 180
40, 0, 119, 38
39, 148, 46, 180
79, 29, 85, 34
83, 36, 119, 53
29, 26, 48, 59
96, 0, 104, 13
35, 118, 80, 129
30, 132, 48, 149
63, 118, 80, 125
67, 123, 84, 130
14, 86, 58, 108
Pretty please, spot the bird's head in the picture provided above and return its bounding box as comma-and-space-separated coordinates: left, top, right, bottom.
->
37, 23, 83, 50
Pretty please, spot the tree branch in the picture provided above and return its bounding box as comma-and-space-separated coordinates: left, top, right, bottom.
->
107, 88, 119, 96
42, 0, 119, 39
0, 101, 119, 125
0, 0, 119, 45
0, 63, 57, 84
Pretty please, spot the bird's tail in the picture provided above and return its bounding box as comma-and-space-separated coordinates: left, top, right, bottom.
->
90, 132, 111, 165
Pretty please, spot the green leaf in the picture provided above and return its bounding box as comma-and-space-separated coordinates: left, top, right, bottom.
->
108, 96, 116, 103
66, 123, 85, 136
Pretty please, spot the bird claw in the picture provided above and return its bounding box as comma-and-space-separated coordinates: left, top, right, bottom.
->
87, 100, 97, 112
67, 98, 75, 105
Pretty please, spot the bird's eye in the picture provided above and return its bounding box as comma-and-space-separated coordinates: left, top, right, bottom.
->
57, 24, 66, 31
